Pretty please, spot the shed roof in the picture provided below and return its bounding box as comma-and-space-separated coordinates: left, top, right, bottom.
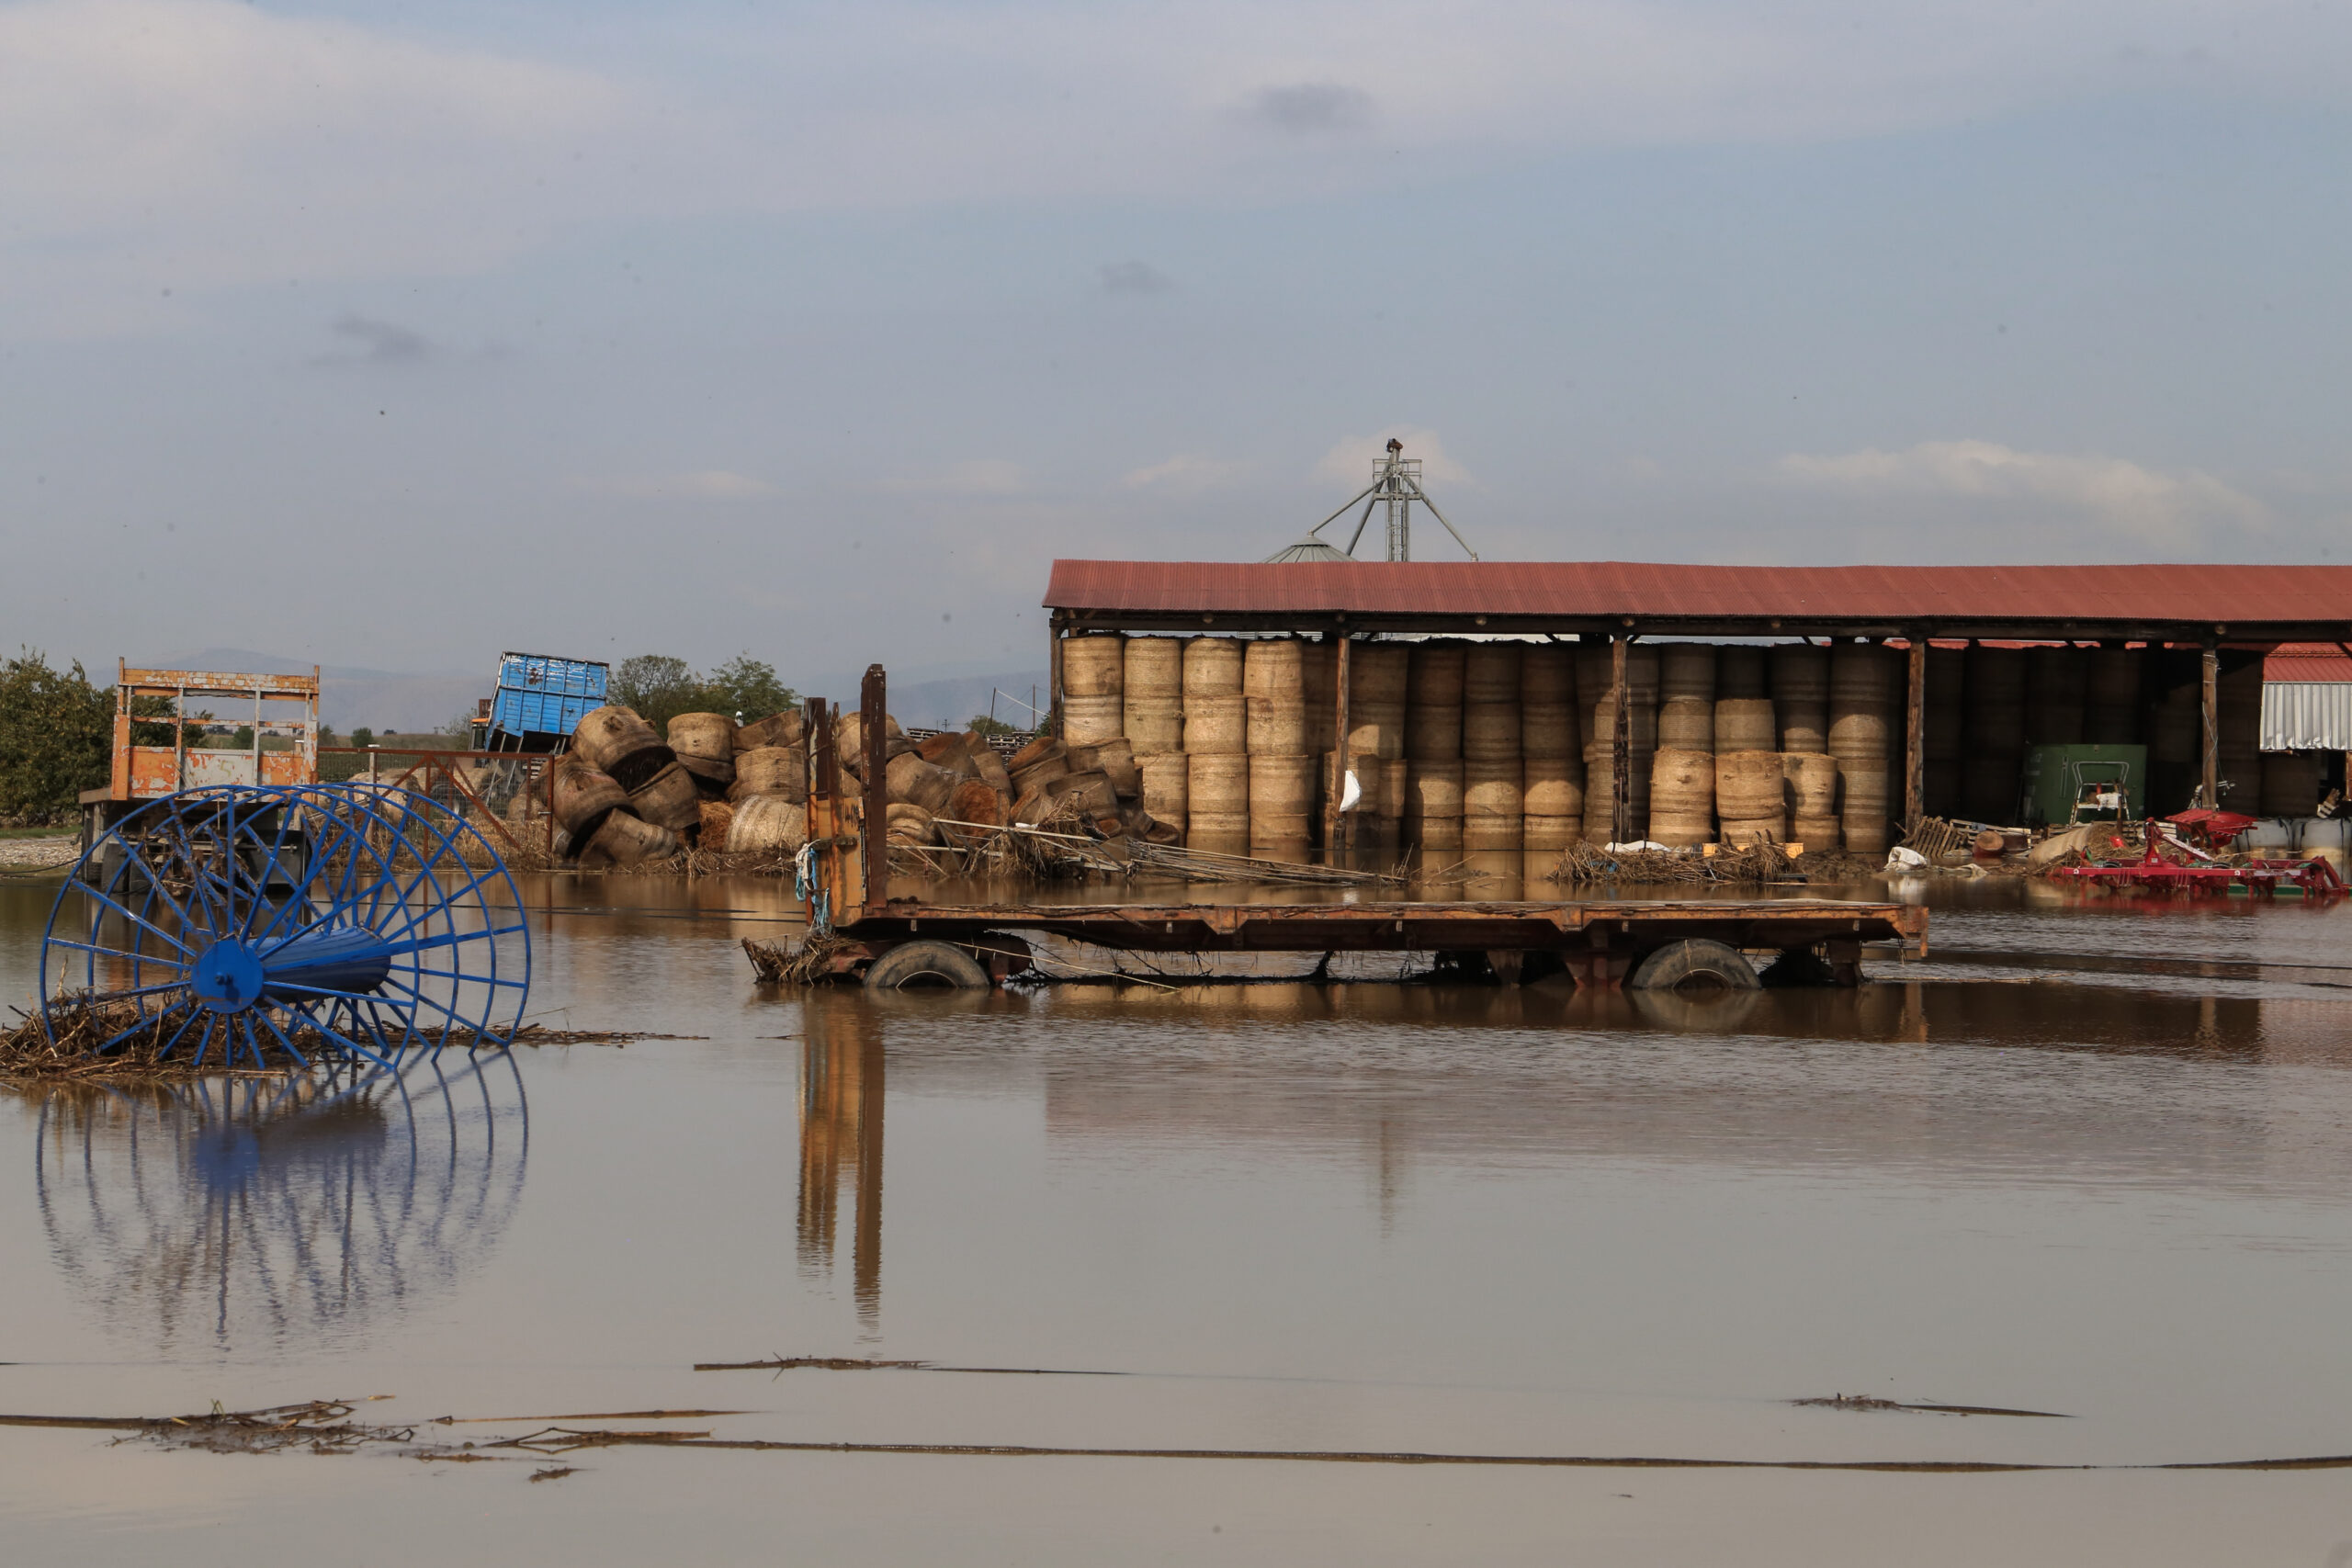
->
2268, 643, 2352, 682
1046, 560, 2352, 639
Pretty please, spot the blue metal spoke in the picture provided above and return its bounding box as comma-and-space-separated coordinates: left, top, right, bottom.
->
93, 1005, 175, 1056
73, 880, 196, 958
156, 1006, 204, 1062
190, 1016, 219, 1070
254, 1009, 315, 1070
274, 1000, 396, 1073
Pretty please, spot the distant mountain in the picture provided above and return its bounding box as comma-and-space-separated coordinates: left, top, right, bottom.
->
799, 669, 1050, 731
148, 649, 485, 735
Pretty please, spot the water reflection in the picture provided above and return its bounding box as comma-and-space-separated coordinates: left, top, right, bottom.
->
32, 1051, 528, 1354
798, 991, 885, 1334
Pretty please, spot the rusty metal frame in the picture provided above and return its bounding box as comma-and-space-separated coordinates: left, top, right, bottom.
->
97, 662, 322, 804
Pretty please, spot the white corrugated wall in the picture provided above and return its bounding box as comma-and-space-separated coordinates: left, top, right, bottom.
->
2262, 682, 2352, 750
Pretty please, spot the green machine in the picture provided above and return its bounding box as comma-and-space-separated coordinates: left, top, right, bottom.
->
2021, 744, 2147, 827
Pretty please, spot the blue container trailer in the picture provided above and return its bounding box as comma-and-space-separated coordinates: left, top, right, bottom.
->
487, 652, 609, 750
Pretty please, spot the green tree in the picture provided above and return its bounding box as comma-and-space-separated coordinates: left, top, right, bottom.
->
230, 724, 255, 750
969, 713, 1020, 739
707, 652, 796, 723
0, 649, 111, 825
351, 726, 375, 750
610, 654, 704, 729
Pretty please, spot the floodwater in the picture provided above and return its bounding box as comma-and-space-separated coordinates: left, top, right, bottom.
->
4, 870, 2352, 1564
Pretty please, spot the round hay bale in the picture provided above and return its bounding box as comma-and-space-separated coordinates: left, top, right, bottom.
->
1463, 643, 1521, 706
1463, 702, 1521, 762
886, 750, 955, 813
1659, 696, 1713, 753
1521, 644, 1572, 705
735, 710, 805, 752
1717, 646, 1767, 700
1184, 694, 1247, 756
667, 712, 737, 764
886, 802, 939, 847
1069, 737, 1142, 800
551, 759, 627, 837
1063, 632, 1125, 698
1186, 754, 1250, 836
1715, 750, 1784, 821
1182, 637, 1243, 699
578, 810, 678, 869
729, 745, 807, 804
1248, 753, 1316, 846
1462, 758, 1522, 850
1782, 751, 1839, 816
1136, 751, 1187, 829
628, 761, 702, 833
1714, 698, 1775, 754
727, 795, 807, 856
1406, 704, 1461, 761
1658, 643, 1716, 703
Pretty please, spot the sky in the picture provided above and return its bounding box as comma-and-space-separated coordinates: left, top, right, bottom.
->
3, 0, 2349, 696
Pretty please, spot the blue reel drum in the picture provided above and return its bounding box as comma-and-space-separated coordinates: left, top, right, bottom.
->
40, 784, 530, 1069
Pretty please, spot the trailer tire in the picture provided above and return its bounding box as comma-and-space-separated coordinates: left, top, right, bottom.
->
1627, 938, 1761, 991
864, 939, 992, 991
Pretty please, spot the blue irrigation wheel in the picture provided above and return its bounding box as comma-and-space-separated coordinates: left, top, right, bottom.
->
39, 784, 530, 1070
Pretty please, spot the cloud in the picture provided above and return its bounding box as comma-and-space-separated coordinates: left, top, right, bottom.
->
1123, 455, 1250, 492
312, 314, 431, 367
573, 470, 777, 500
1314, 428, 1473, 487
1248, 83, 1374, 133
1099, 260, 1175, 296
1774, 439, 2266, 547
885, 459, 1026, 496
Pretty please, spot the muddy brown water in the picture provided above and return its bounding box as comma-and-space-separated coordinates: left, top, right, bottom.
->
4, 870, 2352, 1563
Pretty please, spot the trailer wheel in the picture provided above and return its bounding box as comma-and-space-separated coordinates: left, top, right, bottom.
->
864, 939, 992, 990
1627, 938, 1761, 991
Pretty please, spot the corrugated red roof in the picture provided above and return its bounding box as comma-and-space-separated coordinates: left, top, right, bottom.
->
1046, 559, 2352, 629
2268, 643, 2352, 682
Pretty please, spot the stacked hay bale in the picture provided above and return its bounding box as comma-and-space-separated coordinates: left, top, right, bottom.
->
1349, 643, 1409, 847
1461, 643, 1522, 850
1829, 643, 1897, 856
2218, 653, 2266, 812
1404, 641, 1465, 850
727, 708, 808, 856
1061, 633, 1126, 747
1713, 645, 1780, 845
1649, 644, 1715, 847
560, 705, 688, 866
1520, 644, 1581, 850
1772, 647, 1839, 849
1962, 645, 2028, 822
2026, 646, 2087, 746
1784, 752, 1840, 848
1579, 644, 1657, 845
1124, 637, 1187, 836
2085, 646, 2141, 745
1245, 638, 1314, 851
1922, 645, 1965, 818
1183, 636, 1249, 844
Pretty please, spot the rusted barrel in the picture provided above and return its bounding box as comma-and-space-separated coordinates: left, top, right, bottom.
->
1659, 643, 1716, 704
1186, 754, 1250, 837
1461, 758, 1522, 850
551, 759, 627, 839
573, 705, 673, 791
1062, 633, 1126, 747
578, 811, 678, 868
628, 762, 703, 833
1648, 747, 1714, 847
727, 795, 808, 856
1770, 646, 1829, 754
1348, 643, 1408, 760
729, 745, 807, 804
1249, 754, 1316, 847
1244, 639, 1308, 755
735, 709, 805, 752
1714, 698, 1775, 753
1405, 760, 1464, 851
1123, 637, 1185, 754
887, 750, 956, 814
1136, 751, 1188, 830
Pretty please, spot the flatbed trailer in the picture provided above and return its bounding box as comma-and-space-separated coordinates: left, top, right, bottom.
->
797, 668, 1925, 989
